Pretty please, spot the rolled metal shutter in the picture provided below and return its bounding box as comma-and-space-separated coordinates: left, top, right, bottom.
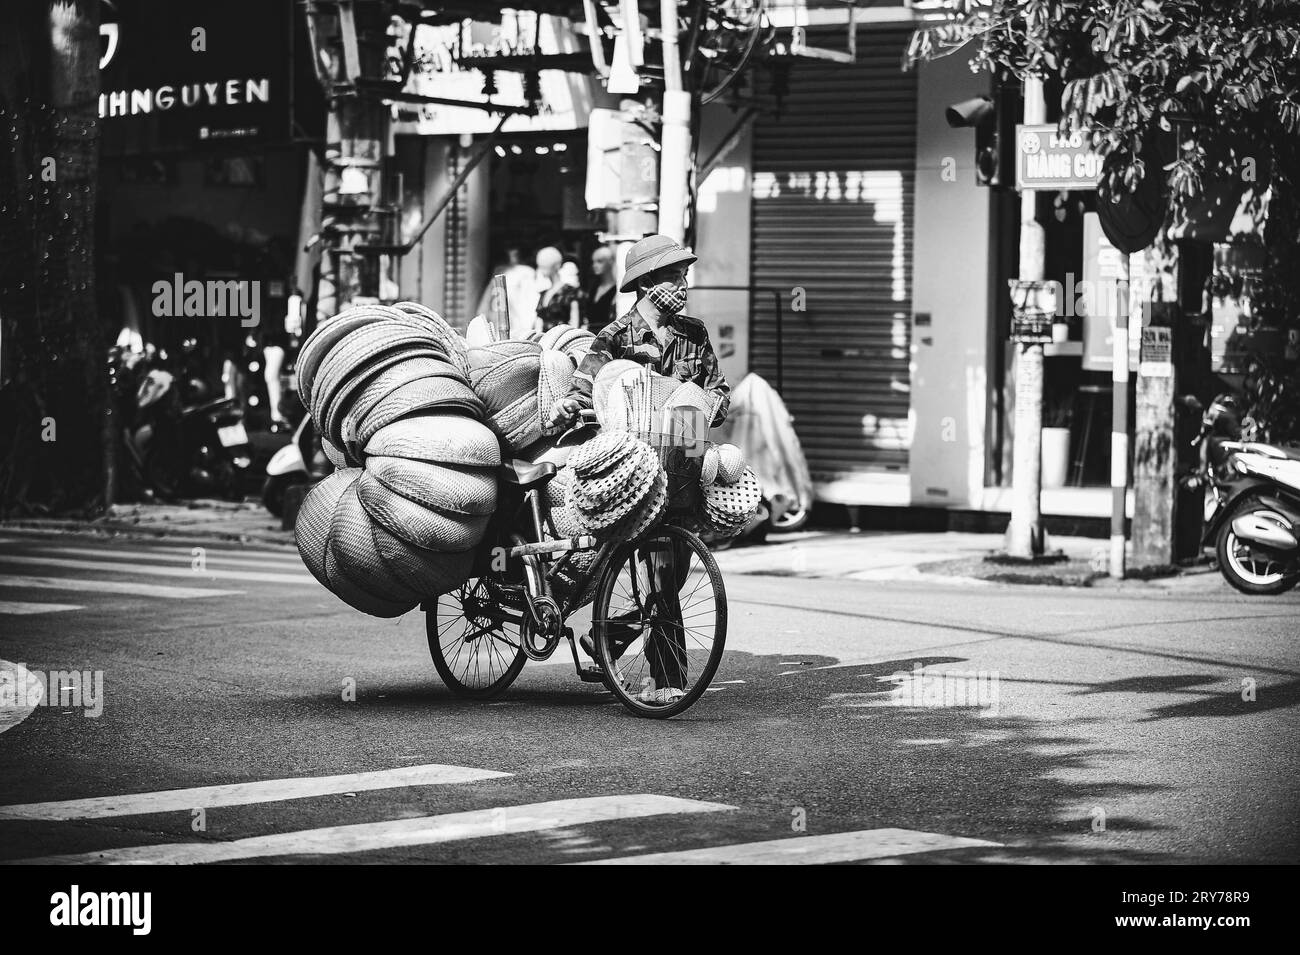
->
750, 27, 916, 484
443, 147, 471, 330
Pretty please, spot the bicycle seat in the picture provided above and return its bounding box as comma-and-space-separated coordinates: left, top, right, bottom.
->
501, 459, 557, 489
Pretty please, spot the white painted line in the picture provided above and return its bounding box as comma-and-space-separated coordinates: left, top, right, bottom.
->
0, 575, 243, 600
10, 795, 736, 865
43, 545, 304, 570
0, 660, 43, 735
0, 764, 512, 821
0, 555, 314, 585
0, 601, 82, 615
576, 828, 1001, 865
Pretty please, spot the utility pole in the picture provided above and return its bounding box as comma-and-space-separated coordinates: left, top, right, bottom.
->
306, 0, 390, 321
1004, 78, 1047, 557
656, 0, 691, 242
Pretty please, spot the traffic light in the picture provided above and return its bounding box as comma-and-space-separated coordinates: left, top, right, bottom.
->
945, 80, 1019, 189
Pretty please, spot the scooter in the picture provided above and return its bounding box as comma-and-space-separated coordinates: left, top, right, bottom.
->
262, 414, 329, 517
1184, 393, 1300, 595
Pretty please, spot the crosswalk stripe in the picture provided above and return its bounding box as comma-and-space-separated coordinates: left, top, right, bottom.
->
43, 545, 302, 570
0, 555, 314, 585
0, 601, 82, 615
8, 795, 736, 865
0, 764, 512, 821
575, 828, 1002, 865
0, 575, 243, 599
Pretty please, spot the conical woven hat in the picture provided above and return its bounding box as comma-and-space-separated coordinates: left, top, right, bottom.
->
295, 468, 361, 588
366, 456, 497, 516
364, 414, 501, 468
338, 354, 469, 450
320, 435, 353, 469
326, 482, 425, 604
297, 308, 388, 407
567, 429, 639, 477
369, 521, 475, 598
310, 321, 444, 426
356, 471, 490, 552
698, 446, 719, 486
715, 444, 746, 485
469, 352, 542, 414
320, 346, 451, 450
487, 390, 544, 452
703, 465, 762, 518
390, 301, 469, 376
592, 359, 642, 415
537, 350, 575, 432
353, 378, 484, 453
322, 534, 419, 618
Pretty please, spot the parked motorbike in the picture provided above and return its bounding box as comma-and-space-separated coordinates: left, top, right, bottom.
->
1184, 393, 1300, 595
110, 346, 252, 500
262, 413, 329, 517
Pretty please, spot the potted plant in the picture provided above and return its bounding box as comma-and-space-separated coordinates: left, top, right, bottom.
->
1041, 392, 1074, 489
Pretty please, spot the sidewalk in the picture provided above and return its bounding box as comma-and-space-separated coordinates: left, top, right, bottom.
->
0, 499, 294, 548
711, 529, 1215, 591
1, 502, 1214, 588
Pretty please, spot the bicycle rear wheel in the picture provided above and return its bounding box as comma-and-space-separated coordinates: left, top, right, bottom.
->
591, 524, 726, 718
427, 577, 527, 699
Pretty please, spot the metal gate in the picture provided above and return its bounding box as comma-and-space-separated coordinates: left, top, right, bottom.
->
749, 26, 917, 485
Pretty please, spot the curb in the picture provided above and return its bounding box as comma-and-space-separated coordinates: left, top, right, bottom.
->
0, 518, 294, 549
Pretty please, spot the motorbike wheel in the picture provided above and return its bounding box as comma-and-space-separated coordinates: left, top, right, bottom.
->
1215, 499, 1299, 596
261, 473, 307, 518
143, 446, 185, 500
769, 501, 808, 533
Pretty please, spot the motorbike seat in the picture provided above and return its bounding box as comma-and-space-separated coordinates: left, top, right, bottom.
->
501, 459, 557, 489
1242, 442, 1300, 462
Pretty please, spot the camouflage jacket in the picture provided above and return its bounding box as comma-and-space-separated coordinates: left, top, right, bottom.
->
570, 306, 730, 427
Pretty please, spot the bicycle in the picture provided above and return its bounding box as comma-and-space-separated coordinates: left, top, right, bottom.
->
422, 411, 727, 718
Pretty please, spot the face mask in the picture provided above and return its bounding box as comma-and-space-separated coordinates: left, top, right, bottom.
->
647, 281, 687, 316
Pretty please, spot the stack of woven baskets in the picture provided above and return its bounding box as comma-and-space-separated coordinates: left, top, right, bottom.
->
293, 302, 500, 617
696, 443, 763, 539
556, 431, 668, 543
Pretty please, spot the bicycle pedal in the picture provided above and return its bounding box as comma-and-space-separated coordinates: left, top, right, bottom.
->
577, 665, 607, 683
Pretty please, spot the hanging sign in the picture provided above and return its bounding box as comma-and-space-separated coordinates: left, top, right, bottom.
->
1016, 125, 1102, 191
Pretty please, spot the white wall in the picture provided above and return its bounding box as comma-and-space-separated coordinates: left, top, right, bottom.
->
908, 56, 992, 507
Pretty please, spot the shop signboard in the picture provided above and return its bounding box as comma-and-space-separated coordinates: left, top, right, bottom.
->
1015, 124, 1102, 191
97, 0, 295, 155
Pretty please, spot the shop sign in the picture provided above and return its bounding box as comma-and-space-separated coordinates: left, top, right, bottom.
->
97, 0, 292, 154
1016, 125, 1102, 190
1138, 326, 1173, 378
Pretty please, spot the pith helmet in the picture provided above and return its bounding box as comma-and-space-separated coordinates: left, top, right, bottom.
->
618, 234, 698, 293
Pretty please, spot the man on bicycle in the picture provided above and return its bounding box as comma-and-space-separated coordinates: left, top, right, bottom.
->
546, 234, 729, 704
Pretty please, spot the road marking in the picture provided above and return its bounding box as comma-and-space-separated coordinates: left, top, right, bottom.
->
0, 601, 82, 615
0, 764, 512, 821
0, 660, 43, 735
0, 555, 314, 585
42, 545, 303, 570
576, 827, 1001, 865
8, 795, 736, 864
0, 575, 243, 600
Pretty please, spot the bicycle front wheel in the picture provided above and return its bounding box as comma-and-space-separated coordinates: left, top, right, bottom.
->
427, 577, 527, 699
591, 524, 727, 718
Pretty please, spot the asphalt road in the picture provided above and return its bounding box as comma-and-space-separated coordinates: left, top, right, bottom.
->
1, 528, 1297, 864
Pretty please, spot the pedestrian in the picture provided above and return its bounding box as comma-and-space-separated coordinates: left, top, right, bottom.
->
535, 246, 583, 332
545, 234, 730, 703
476, 245, 539, 339
586, 243, 618, 334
